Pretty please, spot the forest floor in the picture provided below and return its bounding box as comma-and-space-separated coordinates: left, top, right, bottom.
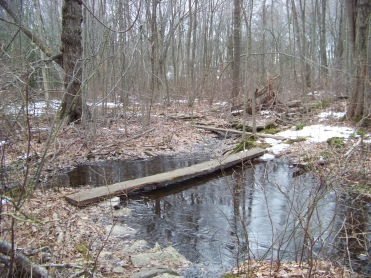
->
1, 98, 370, 277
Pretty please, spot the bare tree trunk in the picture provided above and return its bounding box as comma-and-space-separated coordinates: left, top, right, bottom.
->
261, 0, 267, 83
231, 0, 242, 108
346, 0, 371, 124
319, 0, 328, 82
59, 0, 84, 124
33, 0, 50, 110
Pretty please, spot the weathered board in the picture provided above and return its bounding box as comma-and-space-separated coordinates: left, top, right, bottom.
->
65, 148, 265, 207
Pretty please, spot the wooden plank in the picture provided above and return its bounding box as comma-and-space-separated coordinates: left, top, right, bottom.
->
194, 125, 285, 140
65, 148, 265, 207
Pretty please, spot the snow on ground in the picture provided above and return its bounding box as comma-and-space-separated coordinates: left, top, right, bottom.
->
318, 111, 346, 121
261, 110, 371, 158
7, 100, 61, 116
0, 141, 6, 146
88, 102, 121, 108
277, 124, 355, 143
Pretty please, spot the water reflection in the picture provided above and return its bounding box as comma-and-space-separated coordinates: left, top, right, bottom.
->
54, 154, 210, 187
123, 160, 369, 277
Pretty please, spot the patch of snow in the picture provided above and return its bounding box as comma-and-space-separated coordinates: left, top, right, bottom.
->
1, 196, 12, 205
268, 143, 290, 155
6, 100, 61, 116
265, 138, 280, 145
264, 137, 290, 155
259, 153, 275, 161
263, 124, 359, 156
308, 90, 321, 96
0, 141, 6, 146
175, 99, 188, 103
260, 110, 271, 115
276, 124, 355, 143
88, 102, 121, 108
318, 111, 346, 121
214, 101, 228, 106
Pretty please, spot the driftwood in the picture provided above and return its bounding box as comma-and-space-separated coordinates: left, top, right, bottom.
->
0, 240, 48, 278
194, 125, 285, 140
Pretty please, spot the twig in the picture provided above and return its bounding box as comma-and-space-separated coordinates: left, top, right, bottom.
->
23, 246, 51, 256
53, 213, 64, 245
41, 263, 83, 269
0, 239, 48, 278
344, 138, 362, 159
69, 269, 87, 278
92, 127, 155, 153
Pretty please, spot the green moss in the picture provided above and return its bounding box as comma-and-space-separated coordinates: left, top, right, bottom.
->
221, 274, 239, 278
351, 184, 371, 195
231, 123, 253, 132
264, 122, 277, 129
312, 100, 329, 110
327, 137, 344, 148
286, 137, 307, 144
256, 143, 272, 149
320, 151, 332, 160
261, 128, 279, 134
357, 129, 367, 137
233, 137, 256, 153
4, 186, 30, 201
295, 123, 305, 130
76, 240, 92, 261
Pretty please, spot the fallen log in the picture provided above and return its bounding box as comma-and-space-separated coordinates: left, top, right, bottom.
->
0, 240, 48, 278
194, 125, 285, 140
65, 148, 265, 207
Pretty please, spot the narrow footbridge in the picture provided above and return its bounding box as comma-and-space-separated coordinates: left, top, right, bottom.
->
65, 148, 265, 207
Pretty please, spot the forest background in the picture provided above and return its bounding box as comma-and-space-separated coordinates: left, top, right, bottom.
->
0, 0, 370, 277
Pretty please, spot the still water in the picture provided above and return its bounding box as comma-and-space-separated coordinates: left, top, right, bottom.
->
64, 156, 370, 277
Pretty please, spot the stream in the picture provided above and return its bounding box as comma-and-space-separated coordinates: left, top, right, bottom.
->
62, 155, 370, 277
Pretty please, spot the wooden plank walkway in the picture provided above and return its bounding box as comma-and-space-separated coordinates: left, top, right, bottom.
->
65, 148, 265, 207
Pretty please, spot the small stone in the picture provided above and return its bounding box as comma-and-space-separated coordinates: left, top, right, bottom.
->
113, 208, 132, 217
112, 266, 125, 274
127, 240, 150, 252
105, 224, 137, 236
98, 197, 120, 207
130, 266, 180, 278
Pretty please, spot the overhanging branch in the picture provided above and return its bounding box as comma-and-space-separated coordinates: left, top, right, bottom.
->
0, 0, 62, 67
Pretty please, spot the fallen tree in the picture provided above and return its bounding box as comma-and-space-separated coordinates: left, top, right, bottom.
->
0, 239, 48, 277
194, 125, 285, 140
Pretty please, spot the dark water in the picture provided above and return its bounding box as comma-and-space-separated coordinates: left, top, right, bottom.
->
60, 156, 370, 277
51, 153, 211, 188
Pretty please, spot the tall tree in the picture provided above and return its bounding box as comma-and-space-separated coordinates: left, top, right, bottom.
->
319, 0, 328, 78
59, 0, 83, 123
231, 0, 241, 107
346, 0, 371, 123
0, 0, 84, 124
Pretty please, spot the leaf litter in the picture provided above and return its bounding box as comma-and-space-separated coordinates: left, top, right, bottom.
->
1, 99, 370, 277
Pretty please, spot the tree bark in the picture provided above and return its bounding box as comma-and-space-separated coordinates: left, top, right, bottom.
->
319, 0, 328, 77
346, 0, 371, 124
0, 0, 62, 66
231, 0, 242, 107
59, 0, 84, 124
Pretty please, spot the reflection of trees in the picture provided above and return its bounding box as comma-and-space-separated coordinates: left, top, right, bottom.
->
229, 165, 255, 270
337, 194, 370, 272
